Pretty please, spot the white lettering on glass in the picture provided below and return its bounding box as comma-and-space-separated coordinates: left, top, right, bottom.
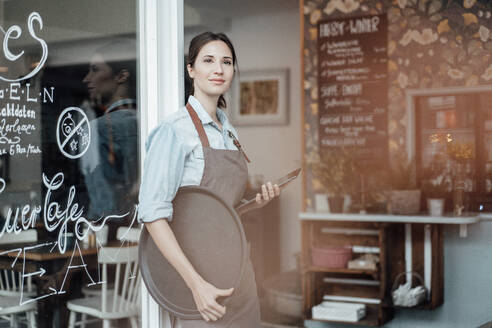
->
0, 172, 139, 305
56, 107, 91, 159
0, 12, 48, 82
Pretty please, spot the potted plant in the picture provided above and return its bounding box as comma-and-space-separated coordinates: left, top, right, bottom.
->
357, 169, 389, 214
421, 156, 449, 217
306, 148, 357, 213
387, 157, 421, 215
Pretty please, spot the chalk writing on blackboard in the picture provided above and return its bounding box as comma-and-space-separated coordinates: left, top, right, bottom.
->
317, 14, 388, 165
319, 16, 381, 38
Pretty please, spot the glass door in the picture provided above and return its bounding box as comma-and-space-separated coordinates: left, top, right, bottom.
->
0, 1, 140, 327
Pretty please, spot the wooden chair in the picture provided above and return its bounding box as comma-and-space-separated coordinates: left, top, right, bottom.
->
67, 246, 140, 328
0, 230, 38, 328
82, 226, 141, 298
0, 297, 37, 328
116, 226, 141, 243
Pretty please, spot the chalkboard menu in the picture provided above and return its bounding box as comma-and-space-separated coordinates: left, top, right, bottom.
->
317, 14, 388, 167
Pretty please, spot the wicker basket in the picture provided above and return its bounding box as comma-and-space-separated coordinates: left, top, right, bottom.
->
391, 271, 427, 307
311, 246, 352, 268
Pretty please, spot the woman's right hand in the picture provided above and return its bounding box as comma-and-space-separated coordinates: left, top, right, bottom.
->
144, 219, 234, 322
190, 277, 234, 322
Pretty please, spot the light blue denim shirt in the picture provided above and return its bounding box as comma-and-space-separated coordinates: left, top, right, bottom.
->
138, 95, 241, 223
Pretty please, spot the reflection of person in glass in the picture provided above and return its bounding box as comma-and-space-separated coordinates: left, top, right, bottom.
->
80, 41, 138, 237
138, 32, 280, 327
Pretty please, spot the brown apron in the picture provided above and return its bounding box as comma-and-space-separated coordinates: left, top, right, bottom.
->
170, 103, 260, 328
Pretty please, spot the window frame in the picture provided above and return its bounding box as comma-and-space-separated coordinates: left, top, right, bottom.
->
138, 0, 184, 326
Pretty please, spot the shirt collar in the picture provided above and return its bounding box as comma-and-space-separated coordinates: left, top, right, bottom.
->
107, 98, 137, 113
187, 95, 227, 126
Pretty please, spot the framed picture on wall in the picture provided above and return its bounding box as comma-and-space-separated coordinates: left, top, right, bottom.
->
228, 69, 289, 126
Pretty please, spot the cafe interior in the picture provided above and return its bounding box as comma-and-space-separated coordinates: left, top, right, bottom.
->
1, 0, 492, 327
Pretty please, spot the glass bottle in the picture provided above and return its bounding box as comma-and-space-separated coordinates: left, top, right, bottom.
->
453, 162, 465, 216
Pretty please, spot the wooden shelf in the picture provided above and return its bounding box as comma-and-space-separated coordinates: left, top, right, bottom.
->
305, 304, 381, 327
304, 265, 378, 276
299, 212, 478, 225
301, 220, 390, 326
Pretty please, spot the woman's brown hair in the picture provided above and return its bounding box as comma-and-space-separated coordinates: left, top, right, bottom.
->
187, 32, 237, 109
95, 40, 137, 99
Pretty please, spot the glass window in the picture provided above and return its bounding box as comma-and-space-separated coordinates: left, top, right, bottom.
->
416, 92, 492, 212
0, 1, 140, 327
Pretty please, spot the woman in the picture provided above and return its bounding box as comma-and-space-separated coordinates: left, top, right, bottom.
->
81, 41, 139, 237
138, 32, 280, 327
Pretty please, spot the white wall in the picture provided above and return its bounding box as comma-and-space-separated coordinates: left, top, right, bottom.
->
228, 10, 302, 272
185, 6, 302, 272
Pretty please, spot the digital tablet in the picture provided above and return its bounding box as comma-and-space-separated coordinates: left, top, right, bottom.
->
239, 168, 302, 206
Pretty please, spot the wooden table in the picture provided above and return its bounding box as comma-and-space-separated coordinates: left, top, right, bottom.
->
0, 240, 120, 328
0, 242, 99, 260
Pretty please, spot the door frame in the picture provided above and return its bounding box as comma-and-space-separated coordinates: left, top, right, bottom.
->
138, 0, 184, 326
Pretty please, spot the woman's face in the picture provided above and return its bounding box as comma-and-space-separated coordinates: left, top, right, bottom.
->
83, 53, 118, 107
188, 40, 234, 99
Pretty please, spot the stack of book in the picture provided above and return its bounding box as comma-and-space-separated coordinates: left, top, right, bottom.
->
311, 301, 366, 322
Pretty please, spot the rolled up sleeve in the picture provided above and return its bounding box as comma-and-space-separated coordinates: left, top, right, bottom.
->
138, 123, 186, 223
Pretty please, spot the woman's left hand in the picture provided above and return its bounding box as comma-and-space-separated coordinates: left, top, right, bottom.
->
235, 181, 280, 216
254, 182, 280, 207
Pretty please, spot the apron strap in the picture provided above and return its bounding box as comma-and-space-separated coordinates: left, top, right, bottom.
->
186, 102, 210, 147
186, 102, 251, 163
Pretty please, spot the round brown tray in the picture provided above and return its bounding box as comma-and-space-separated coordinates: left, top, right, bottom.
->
139, 186, 247, 319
